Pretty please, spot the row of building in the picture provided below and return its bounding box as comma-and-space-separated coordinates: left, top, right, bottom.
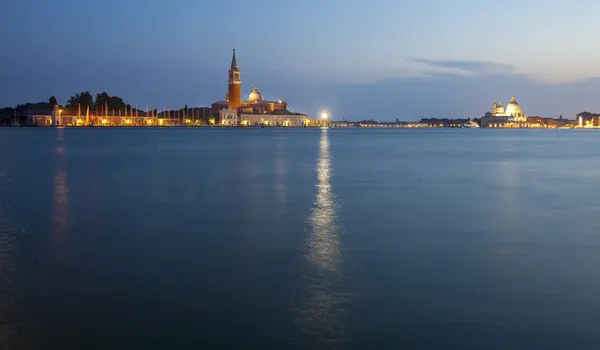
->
479, 95, 586, 128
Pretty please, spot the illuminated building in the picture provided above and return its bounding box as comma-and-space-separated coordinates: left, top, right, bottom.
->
576, 112, 600, 127
481, 95, 579, 128
489, 95, 526, 121
211, 49, 309, 126
481, 95, 530, 128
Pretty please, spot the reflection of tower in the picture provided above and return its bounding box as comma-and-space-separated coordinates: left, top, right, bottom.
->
228, 49, 242, 109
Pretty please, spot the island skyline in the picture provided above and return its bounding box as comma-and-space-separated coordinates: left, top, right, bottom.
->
3, 0, 600, 120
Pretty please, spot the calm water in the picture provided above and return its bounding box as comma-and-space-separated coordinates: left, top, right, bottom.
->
2, 127, 600, 349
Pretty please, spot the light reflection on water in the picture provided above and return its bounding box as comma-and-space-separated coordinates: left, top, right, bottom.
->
53, 128, 69, 240
5, 128, 600, 348
298, 128, 350, 348
275, 135, 286, 211
309, 129, 339, 271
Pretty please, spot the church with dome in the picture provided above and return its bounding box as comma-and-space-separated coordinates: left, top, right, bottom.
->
481, 95, 530, 128
490, 95, 526, 121
211, 49, 309, 126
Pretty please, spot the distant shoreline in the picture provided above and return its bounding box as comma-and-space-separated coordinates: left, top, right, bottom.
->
0, 125, 590, 130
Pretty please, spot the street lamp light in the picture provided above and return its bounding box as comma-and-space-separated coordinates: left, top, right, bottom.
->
55, 108, 63, 126
319, 111, 329, 127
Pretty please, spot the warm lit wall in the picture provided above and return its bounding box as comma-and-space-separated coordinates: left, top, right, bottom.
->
228, 82, 241, 109
240, 113, 307, 126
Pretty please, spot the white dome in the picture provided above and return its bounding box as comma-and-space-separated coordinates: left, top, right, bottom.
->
505, 95, 522, 116
248, 88, 264, 102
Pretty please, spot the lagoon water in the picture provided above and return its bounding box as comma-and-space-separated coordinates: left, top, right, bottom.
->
2, 127, 600, 349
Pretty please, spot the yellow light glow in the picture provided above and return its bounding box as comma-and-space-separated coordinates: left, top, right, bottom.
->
321, 112, 328, 120
158, 119, 164, 125
125, 119, 131, 125
102, 119, 108, 124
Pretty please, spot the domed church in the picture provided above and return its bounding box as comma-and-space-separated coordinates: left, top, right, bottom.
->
212, 50, 308, 126
481, 94, 530, 128
490, 95, 526, 121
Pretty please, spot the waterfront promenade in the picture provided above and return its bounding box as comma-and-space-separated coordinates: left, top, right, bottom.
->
5, 112, 595, 129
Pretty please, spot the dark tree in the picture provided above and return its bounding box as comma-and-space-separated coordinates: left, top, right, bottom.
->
49, 96, 58, 108
95, 92, 110, 107
80, 91, 93, 110
108, 96, 126, 110
66, 91, 93, 112
66, 93, 80, 108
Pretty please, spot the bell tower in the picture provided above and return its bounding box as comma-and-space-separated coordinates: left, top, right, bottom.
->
228, 49, 242, 109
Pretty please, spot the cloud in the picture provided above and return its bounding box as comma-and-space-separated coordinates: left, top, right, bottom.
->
412, 59, 517, 76
281, 72, 600, 121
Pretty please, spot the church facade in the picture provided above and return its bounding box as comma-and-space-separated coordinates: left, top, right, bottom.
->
211, 50, 309, 126
481, 95, 530, 128
489, 95, 527, 121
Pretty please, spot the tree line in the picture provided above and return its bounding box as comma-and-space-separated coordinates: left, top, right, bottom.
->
1, 91, 216, 119
1, 91, 129, 116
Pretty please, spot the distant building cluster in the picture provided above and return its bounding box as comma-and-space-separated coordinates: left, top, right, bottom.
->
211, 50, 309, 126
480, 95, 576, 128
576, 112, 600, 128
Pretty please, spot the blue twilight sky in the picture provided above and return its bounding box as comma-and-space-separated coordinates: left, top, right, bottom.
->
2, 0, 600, 120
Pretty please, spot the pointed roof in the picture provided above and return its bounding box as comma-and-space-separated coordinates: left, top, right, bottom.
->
230, 49, 238, 70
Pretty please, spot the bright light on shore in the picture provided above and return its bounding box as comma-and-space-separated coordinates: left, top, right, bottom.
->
321, 112, 328, 120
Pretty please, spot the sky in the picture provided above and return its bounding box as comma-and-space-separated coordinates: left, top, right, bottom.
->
2, 0, 600, 120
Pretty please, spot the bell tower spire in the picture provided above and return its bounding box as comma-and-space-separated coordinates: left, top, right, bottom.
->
231, 49, 238, 70
228, 49, 242, 109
